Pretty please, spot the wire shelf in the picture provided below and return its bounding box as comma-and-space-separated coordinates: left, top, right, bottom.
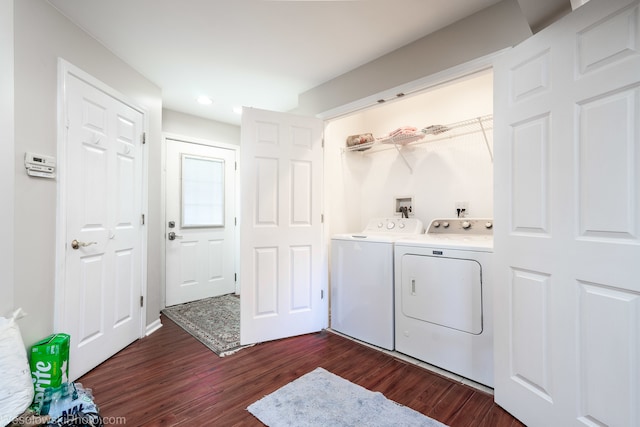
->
342, 114, 494, 172
378, 132, 426, 146
343, 115, 492, 153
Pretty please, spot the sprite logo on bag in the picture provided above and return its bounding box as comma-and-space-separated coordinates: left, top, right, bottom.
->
29, 333, 70, 413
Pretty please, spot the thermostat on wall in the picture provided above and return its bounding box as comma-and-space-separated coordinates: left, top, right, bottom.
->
25, 152, 56, 179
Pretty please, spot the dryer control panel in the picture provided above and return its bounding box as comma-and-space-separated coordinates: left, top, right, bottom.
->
427, 218, 493, 235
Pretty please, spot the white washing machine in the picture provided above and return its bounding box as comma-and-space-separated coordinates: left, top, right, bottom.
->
330, 218, 424, 350
394, 218, 494, 387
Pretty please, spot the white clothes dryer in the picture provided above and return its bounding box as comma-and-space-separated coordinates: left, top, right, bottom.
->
330, 218, 423, 350
394, 218, 494, 387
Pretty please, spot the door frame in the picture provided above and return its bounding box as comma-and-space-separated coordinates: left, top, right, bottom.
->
318, 50, 505, 248
0, 0, 14, 316
317, 50, 506, 122
161, 133, 240, 308
54, 59, 149, 337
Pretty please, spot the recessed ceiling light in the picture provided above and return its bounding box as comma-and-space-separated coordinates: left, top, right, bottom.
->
197, 96, 213, 105
233, 106, 243, 115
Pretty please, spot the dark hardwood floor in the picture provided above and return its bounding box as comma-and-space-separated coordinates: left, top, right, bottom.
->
78, 316, 524, 426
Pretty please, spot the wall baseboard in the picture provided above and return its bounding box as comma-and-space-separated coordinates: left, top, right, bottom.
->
145, 318, 163, 336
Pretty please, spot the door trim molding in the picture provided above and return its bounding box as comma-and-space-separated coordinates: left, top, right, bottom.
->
316, 49, 507, 123
161, 133, 240, 308
55, 58, 149, 337
0, 0, 14, 316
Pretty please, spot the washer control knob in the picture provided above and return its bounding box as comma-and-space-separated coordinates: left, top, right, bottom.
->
433, 221, 440, 228
485, 221, 493, 229
398, 222, 405, 229
442, 222, 450, 228
386, 221, 396, 230
462, 221, 471, 229
378, 222, 384, 228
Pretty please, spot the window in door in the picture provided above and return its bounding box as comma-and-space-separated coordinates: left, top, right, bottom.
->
181, 154, 225, 228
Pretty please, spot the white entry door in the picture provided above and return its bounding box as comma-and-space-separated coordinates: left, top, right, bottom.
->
165, 138, 237, 306
60, 66, 146, 381
240, 107, 327, 345
493, 0, 640, 426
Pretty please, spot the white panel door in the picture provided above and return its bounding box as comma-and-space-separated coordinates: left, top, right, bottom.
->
240, 107, 326, 345
62, 72, 145, 380
165, 138, 237, 306
494, 1, 640, 425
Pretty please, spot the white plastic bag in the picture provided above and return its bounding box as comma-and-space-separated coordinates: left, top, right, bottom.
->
44, 382, 100, 425
0, 308, 35, 426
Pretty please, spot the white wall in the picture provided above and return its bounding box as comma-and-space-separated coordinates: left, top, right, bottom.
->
1, 0, 15, 318
325, 70, 493, 236
162, 109, 240, 145
13, 0, 163, 345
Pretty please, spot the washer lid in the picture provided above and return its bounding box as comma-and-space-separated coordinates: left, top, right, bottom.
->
331, 233, 398, 243
331, 217, 424, 243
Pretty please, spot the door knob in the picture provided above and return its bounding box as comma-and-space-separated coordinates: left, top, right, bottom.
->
71, 239, 97, 250
168, 231, 183, 241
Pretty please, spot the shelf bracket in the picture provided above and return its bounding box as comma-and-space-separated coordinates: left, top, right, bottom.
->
478, 117, 493, 163
392, 142, 413, 174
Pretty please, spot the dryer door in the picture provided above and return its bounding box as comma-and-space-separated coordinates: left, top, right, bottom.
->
400, 254, 483, 334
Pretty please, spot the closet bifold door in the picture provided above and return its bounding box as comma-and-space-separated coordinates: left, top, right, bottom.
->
493, 1, 640, 426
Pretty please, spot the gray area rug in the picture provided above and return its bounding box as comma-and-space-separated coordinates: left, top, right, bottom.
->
247, 367, 448, 427
161, 294, 248, 357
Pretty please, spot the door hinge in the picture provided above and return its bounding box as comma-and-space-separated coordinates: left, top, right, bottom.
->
140, 296, 144, 307
235, 217, 237, 226
322, 138, 325, 148
141, 214, 145, 225
235, 161, 237, 170
321, 214, 324, 223
142, 132, 146, 144
321, 289, 324, 299
234, 273, 237, 282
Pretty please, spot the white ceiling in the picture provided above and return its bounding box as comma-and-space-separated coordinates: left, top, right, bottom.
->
46, 0, 565, 126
